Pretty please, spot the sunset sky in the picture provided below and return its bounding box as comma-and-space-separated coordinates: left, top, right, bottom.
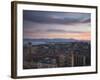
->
23, 10, 91, 40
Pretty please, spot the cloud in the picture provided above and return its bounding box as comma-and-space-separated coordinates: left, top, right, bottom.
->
46, 29, 90, 33
80, 18, 91, 23
23, 10, 91, 25
47, 29, 67, 33
24, 28, 89, 35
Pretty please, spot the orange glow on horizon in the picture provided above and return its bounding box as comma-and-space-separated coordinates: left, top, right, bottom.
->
29, 32, 91, 40
47, 32, 91, 40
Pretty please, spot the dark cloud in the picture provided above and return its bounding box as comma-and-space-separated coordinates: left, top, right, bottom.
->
23, 10, 91, 25
46, 29, 87, 33
81, 18, 91, 23
24, 29, 87, 34
47, 29, 67, 33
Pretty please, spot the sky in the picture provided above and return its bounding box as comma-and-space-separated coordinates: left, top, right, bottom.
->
23, 10, 91, 40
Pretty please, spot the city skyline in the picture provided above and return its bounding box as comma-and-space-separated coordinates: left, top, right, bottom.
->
23, 10, 91, 40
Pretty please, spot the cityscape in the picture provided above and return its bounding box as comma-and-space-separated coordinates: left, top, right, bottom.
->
23, 39, 91, 69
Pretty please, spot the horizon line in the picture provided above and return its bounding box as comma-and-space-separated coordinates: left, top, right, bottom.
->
23, 38, 91, 41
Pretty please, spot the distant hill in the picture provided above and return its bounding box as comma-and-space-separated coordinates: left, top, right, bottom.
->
23, 38, 90, 45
